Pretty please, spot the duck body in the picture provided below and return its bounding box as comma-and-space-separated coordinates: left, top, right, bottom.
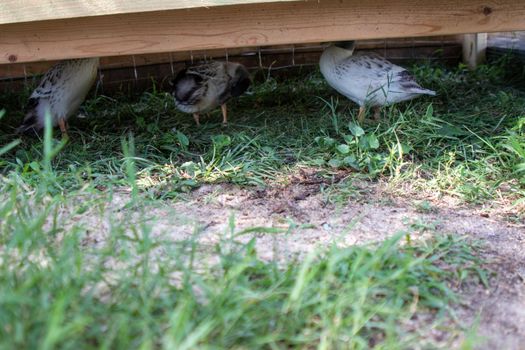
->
320, 43, 435, 119
17, 58, 100, 136
172, 61, 250, 125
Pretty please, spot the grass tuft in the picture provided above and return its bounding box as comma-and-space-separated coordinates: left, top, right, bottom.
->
0, 179, 485, 348
1, 59, 524, 203
0, 57, 522, 347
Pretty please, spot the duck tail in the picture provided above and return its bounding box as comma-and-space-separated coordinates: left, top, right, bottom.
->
407, 86, 436, 97
421, 89, 437, 96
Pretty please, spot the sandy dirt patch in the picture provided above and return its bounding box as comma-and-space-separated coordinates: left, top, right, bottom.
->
77, 169, 525, 349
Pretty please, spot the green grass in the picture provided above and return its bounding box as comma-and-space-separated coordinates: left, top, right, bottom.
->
0, 174, 486, 349
1, 58, 524, 203
0, 57, 523, 348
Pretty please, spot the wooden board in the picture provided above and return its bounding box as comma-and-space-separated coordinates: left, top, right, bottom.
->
0, 0, 299, 25
1, 0, 525, 65
0, 37, 461, 79
1, 44, 462, 93
488, 31, 525, 51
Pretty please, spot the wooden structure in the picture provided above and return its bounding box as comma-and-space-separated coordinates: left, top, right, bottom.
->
488, 31, 525, 52
0, 37, 463, 93
1, 0, 525, 65
463, 33, 488, 69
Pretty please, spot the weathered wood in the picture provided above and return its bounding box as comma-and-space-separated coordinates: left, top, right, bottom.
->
0, 0, 298, 25
462, 33, 488, 69
0, 37, 461, 79
488, 31, 525, 51
1, 44, 462, 94
1, 0, 524, 65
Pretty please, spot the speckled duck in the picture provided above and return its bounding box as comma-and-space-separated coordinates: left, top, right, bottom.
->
17, 58, 99, 137
320, 41, 435, 121
171, 61, 251, 126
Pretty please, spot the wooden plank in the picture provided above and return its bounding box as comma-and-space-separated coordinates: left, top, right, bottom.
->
0, 37, 462, 79
462, 33, 488, 69
1, 0, 525, 65
488, 31, 525, 51
0, 0, 299, 25
0, 44, 462, 93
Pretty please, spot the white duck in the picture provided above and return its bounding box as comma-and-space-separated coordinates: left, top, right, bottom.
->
171, 61, 251, 126
17, 58, 100, 137
320, 41, 435, 122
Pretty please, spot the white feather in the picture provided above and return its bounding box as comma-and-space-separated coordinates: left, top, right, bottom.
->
320, 45, 435, 107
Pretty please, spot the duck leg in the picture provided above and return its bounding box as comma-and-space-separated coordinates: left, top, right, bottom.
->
58, 118, 69, 138
357, 106, 366, 123
373, 106, 381, 121
193, 113, 201, 126
221, 104, 228, 126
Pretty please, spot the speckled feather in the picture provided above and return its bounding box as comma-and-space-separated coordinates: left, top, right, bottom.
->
172, 61, 250, 114
320, 45, 435, 107
17, 58, 99, 134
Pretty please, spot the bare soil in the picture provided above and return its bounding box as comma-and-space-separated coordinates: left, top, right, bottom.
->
79, 168, 525, 349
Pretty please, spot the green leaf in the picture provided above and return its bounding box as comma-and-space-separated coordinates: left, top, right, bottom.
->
323, 137, 336, 147
336, 144, 350, 154
176, 131, 189, 147
368, 134, 380, 149
358, 137, 370, 150
349, 123, 365, 137
29, 161, 41, 172
343, 134, 355, 144
400, 143, 413, 154
328, 158, 342, 168
212, 134, 231, 149
343, 155, 360, 169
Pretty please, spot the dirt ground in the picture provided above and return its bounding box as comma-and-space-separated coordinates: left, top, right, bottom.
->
80, 169, 525, 349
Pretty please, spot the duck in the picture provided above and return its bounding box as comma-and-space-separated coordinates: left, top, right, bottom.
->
319, 41, 436, 122
17, 58, 100, 137
171, 61, 251, 126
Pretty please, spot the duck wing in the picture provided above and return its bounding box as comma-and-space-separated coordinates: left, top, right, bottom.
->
17, 59, 99, 134
173, 61, 230, 113
336, 53, 435, 104
186, 61, 226, 81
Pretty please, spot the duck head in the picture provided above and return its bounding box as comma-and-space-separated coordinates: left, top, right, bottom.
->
333, 41, 356, 54
227, 63, 251, 97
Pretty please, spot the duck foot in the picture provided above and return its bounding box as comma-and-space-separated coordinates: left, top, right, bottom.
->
357, 106, 366, 123
193, 113, 201, 126
58, 118, 69, 139
221, 104, 228, 126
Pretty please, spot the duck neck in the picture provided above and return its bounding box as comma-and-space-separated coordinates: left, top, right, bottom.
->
320, 46, 353, 74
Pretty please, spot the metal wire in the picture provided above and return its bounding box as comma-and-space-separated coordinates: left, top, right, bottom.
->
169, 52, 175, 75
258, 47, 263, 68
132, 55, 138, 80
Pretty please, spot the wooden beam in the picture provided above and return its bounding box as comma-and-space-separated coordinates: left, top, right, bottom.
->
0, 37, 462, 79
0, 0, 299, 25
462, 33, 488, 69
1, 0, 525, 65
